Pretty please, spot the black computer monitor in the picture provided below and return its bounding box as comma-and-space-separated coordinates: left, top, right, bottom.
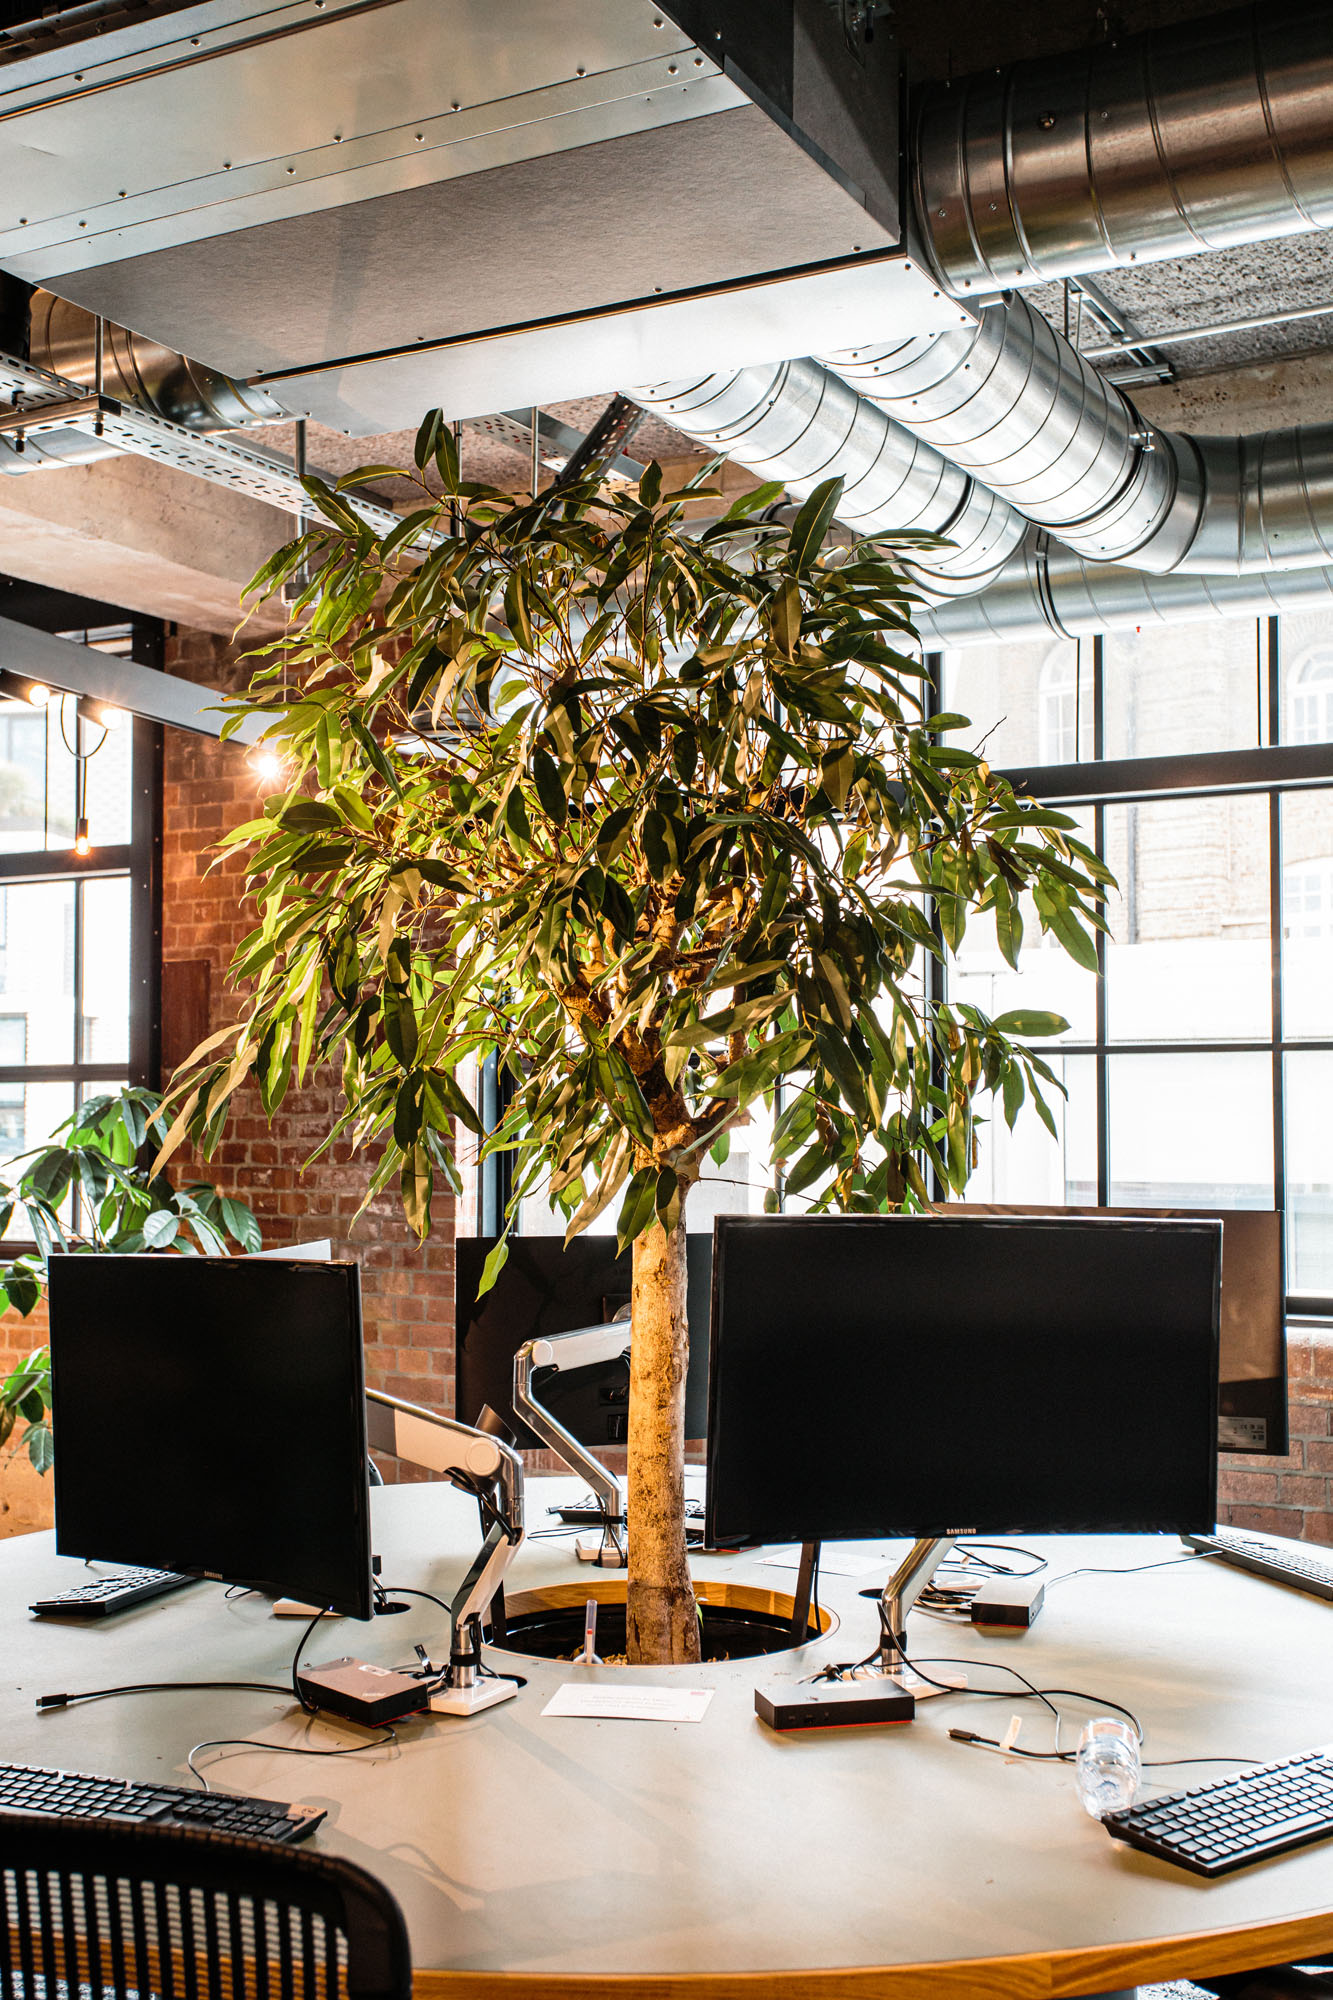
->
944, 1203, 1285, 1456
704, 1214, 1221, 1549
48, 1254, 373, 1619
456, 1234, 712, 1448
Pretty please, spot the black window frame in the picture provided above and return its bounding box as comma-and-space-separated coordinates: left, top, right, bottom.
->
935, 617, 1333, 1322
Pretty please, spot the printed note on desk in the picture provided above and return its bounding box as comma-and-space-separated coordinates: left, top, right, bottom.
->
541, 1683, 715, 1722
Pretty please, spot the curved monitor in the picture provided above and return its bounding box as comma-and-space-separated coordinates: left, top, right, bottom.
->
704, 1213, 1221, 1549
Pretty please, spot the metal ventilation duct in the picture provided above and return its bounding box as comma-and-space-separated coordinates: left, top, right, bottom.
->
0, 0, 967, 434
912, 532, 1333, 648
825, 294, 1333, 576
631, 360, 1025, 594
27, 289, 280, 431
915, 0, 1333, 295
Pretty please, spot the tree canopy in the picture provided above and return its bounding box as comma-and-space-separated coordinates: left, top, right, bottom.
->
157, 425, 1109, 1275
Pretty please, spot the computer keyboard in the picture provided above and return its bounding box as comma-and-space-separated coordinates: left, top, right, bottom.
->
29, 1567, 198, 1617
1105, 1747, 1333, 1876
1184, 1528, 1333, 1603
0, 1764, 325, 1843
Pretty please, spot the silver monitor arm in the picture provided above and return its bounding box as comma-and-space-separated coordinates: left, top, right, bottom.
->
514, 1322, 630, 1568
366, 1388, 525, 1714
879, 1536, 955, 1678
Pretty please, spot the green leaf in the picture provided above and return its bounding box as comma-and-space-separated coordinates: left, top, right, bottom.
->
414, 409, 443, 471
401, 1144, 432, 1237
638, 461, 663, 509
477, 1234, 510, 1299
721, 479, 784, 522
771, 577, 801, 659
1033, 882, 1100, 971
434, 422, 461, 492
384, 986, 420, 1068
1002, 1062, 1025, 1131
533, 748, 567, 826
615, 1167, 658, 1254
142, 1209, 179, 1249
220, 1195, 262, 1253
989, 1010, 1071, 1039
993, 884, 1023, 970
787, 477, 844, 572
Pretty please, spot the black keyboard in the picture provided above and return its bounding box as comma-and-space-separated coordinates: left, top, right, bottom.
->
29, 1568, 197, 1617
1184, 1529, 1333, 1603
0, 1764, 324, 1844
1105, 1747, 1333, 1876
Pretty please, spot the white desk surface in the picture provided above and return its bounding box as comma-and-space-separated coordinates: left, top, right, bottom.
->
6, 1478, 1333, 1999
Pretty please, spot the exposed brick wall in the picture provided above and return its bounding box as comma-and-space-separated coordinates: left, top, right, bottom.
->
158, 628, 456, 1466
1218, 1325, 1333, 1541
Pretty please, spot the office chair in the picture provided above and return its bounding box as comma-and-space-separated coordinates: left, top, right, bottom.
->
0, 1812, 412, 2000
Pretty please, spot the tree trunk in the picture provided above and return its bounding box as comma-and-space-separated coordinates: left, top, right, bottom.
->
626, 1216, 700, 1665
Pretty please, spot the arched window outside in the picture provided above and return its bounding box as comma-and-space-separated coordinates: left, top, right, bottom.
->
1038, 648, 1079, 764
1288, 647, 1333, 745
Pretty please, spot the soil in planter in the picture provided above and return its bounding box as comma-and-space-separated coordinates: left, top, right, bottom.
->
494, 1601, 817, 1663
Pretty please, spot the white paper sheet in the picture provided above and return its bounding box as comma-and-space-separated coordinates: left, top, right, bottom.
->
541, 1682, 716, 1722
760, 1548, 884, 1578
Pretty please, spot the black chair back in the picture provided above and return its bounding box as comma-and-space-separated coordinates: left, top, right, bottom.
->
0, 1814, 412, 2000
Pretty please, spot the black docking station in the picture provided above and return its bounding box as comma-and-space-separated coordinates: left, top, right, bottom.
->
756, 1679, 916, 1731
969, 1575, 1046, 1632
295, 1657, 434, 1726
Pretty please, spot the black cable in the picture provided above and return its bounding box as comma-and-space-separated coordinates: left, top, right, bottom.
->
187, 1724, 398, 1791
375, 1583, 452, 1619
1044, 1552, 1211, 1592
942, 1541, 1048, 1579
291, 1606, 336, 1714
36, 1681, 289, 1711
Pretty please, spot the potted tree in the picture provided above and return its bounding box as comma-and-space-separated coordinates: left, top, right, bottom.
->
159, 428, 1107, 1665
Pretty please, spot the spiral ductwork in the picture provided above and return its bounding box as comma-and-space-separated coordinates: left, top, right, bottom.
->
824, 294, 1333, 578
825, 297, 1198, 569
27, 290, 282, 432
916, 0, 1333, 294
913, 530, 1333, 648
631, 359, 1027, 593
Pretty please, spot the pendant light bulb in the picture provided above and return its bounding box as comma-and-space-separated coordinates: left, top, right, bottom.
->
74, 816, 91, 858
26, 681, 50, 708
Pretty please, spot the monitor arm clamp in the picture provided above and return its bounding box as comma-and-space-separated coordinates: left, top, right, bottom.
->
879, 1536, 955, 1681
366, 1389, 525, 1714
514, 1323, 630, 1568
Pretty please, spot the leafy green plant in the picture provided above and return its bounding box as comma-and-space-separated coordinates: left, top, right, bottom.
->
159, 425, 1109, 1664
0, 1346, 50, 1473
0, 1086, 262, 1472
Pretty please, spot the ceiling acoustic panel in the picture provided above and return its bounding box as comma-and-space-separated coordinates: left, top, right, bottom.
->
0, 0, 961, 432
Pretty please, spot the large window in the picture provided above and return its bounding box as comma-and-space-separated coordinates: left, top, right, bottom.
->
0, 608, 161, 1206
944, 615, 1333, 1313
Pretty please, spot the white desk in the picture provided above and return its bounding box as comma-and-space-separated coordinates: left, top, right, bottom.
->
6, 1480, 1333, 2000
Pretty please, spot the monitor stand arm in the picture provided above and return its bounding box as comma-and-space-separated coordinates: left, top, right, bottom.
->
514, 1323, 631, 1568
879, 1536, 955, 1678
365, 1389, 525, 1714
